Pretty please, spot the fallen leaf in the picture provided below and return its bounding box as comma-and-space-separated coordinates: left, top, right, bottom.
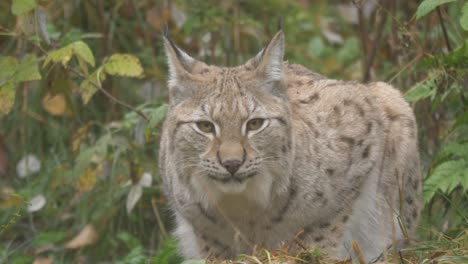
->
34, 244, 59, 255
42, 93, 66, 116
71, 123, 91, 153
33, 257, 52, 264
0, 188, 23, 207
16, 154, 41, 178
75, 167, 97, 193
321, 27, 343, 45
64, 224, 98, 249
126, 184, 143, 214
139, 172, 152, 187
27, 194, 46, 212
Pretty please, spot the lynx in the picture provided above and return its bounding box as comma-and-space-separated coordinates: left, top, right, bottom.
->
158, 28, 422, 261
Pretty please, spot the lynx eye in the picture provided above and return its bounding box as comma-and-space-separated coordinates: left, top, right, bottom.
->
196, 121, 215, 133
247, 118, 265, 131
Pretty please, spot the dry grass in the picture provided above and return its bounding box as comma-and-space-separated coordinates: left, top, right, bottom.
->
202, 230, 467, 264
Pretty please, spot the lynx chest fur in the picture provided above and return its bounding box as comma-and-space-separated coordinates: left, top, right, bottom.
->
158, 30, 422, 260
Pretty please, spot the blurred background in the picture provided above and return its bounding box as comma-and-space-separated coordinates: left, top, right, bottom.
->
0, 0, 467, 263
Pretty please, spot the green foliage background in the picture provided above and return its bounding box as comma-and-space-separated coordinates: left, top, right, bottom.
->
0, 0, 467, 263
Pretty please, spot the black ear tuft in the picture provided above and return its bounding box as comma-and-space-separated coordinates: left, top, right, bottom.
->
277, 16, 282, 31
162, 23, 183, 59
163, 23, 169, 38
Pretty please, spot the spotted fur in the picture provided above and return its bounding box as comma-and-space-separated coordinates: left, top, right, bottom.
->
159, 30, 422, 260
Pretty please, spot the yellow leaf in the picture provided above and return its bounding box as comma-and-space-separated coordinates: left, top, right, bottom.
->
64, 224, 98, 249
12, 0, 37, 16
75, 167, 97, 193
103, 54, 144, 78
42, 93, 66, 116
71, 41, 95, 67
0, 57, 19, 79
71, 124, 91, 153
79, 68, 106, 104
0, 191, 23, 207
43, 46, 73, 67
15, 54, 41, 82
43, 41, 94, 69
0, 81, 16, 115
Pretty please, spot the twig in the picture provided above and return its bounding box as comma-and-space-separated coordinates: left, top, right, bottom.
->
352, 240, 367, 264
68, 67, 149, 122
398, 250, 406, 264
151, 198, 169, 240
388, 53, 422, 84
363, 4, 390, 82
26, 34, 149, 122
355, 1, 370, 74
436, 7, 452, 52
293, 238, 307, 250
90, 76, 149, 122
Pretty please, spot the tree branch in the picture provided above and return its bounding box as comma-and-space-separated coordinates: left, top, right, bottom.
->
69, 67, 149, 122
436, 6, 452, 52
363, 5, 389, 82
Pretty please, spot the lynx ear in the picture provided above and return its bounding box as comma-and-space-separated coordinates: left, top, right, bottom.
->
163, 36, 195, 86
253, 30, 285, 81
162, 26, 198, 104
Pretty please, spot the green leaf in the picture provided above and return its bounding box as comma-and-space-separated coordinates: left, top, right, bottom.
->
416, 0, 456, 20
461, 2, 468, 31
79, 68, 106, 104
44, 41, 94, 68
11, 0, 37, 15
152, 238, 183, 264
336, 37, 360, 66
424, 160, 468, 203
117, 246, 147, 264
462, 167, 468, 191
146, 104, 168, 131
117, 232, 142, 249
0, 57, 19, 80
73, 134, 111, 177
14, 54, 41, 82
440, 142, 468, 159
103, 54, 144, 78
421, 40, 468, 69
404, 73, 439, 102
32, 231, 67, 248
10, 255, 34, 264
0, 81, 16, 114
72, 41, 95, 67
44, 45, 73, 67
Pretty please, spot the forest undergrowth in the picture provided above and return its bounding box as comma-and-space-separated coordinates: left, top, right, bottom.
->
0, 0, 467, 263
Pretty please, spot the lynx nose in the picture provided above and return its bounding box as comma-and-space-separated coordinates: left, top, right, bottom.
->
222, 160, 242, 175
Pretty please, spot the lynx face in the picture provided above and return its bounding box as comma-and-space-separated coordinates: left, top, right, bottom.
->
163, 32, 292, 196
169, 71, 291, 194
